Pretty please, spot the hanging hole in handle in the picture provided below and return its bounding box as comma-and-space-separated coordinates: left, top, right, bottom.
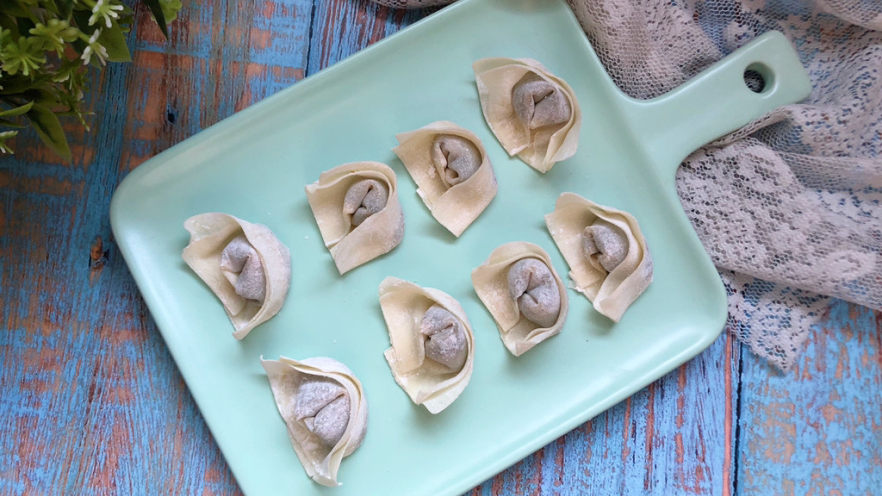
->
743, 62, 774, 94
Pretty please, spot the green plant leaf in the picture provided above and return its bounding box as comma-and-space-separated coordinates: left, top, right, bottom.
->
23, 87, 63, 108
143, 0, 169, 38
3, 4, 31, 20
0, 118, 27, 128
26, 103, 71, 160
0, 130, 19, 154
0, 76, 40, 94
0, 101, 33, 117
0, 14, 19, 33
0, 145, 15, 154
54, 0, 73, 19
98, 22, 131, 62
0, 0, 180, 158
160, 0, 183, 23
71, 9, 91, 36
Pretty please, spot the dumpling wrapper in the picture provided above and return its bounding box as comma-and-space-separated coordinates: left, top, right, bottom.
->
545, 192, 653, 322
182, 213, 291, 340
305, 161, 405, 274
471, 242, 569, 356
473, 57, 581, 173
379, 276, 475, 414
261, 356, 368, 487
393, 121, 498, 237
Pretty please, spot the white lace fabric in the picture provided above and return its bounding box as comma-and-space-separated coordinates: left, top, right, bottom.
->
370, 0, 882, 371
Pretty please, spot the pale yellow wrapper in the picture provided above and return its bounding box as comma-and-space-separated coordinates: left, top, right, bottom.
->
393, 121, 497, 237
545, 192, 653, 322
182, 213, 291, 340
261, 356, 368, 487
473, 57, 581, 173
471, 242, 569, 356
379, 277, 475, 414
305, 161, 404, 274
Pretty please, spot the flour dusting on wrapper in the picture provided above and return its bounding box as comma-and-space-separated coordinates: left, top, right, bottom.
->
261, 356, 368, 487
472, 242, 569, 356
393, 121, 497, 237
305, 161, 405, 274
473, 57, 581, 173
545, 192, 653, 322
379, 277, 475, 413
182, 213, 291, 340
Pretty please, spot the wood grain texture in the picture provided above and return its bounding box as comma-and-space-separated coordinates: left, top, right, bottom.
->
736, 300, 882, 495
307, 0, 431, 73
1, 1, 880, 495
467, 331, 740, 496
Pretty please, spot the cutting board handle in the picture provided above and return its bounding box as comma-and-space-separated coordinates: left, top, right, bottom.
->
628, 31, 811, 177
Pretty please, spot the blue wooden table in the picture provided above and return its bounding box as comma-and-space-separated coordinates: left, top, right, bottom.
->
2, 1, 880, 494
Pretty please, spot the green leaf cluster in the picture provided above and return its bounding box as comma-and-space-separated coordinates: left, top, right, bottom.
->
1, 0, 183, 159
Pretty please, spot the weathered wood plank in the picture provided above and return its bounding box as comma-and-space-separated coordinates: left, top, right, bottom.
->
736, 300, 882, 495
307, 0, 431, 74
121, 0, 313, 172
464, 329, 739, 496
1, 0, 313, 494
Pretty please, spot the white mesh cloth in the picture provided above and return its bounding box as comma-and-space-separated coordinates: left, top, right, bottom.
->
370, 0, 882, 371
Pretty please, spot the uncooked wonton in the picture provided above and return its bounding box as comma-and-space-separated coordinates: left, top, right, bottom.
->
182, 212, 291, 340
393, 121, 497, 237
262, 356, 368, 487
379, 276, 475, 413
305, 161, 405, 274
545, 192, 653, 322
471, 242, 568, 356
473, 57, 581, 173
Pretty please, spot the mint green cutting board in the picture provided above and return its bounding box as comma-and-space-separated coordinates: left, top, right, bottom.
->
110, 0, 811, 494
